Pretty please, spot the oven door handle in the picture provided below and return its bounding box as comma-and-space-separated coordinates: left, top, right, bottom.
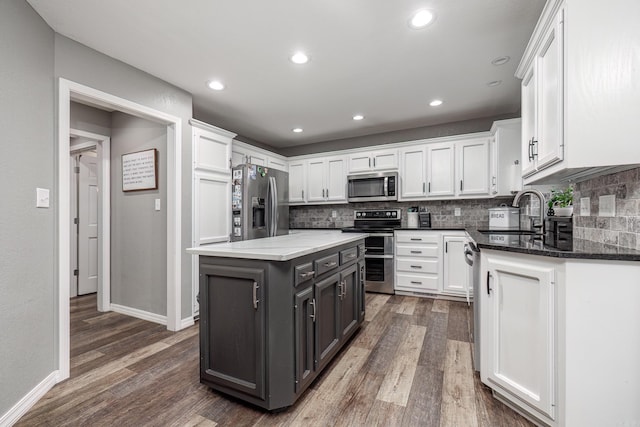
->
364, 254, 394, 259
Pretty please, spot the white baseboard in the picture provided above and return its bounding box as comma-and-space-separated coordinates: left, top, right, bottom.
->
110, 304, 167, 326
180, 316, 195, 329
0, 371, 58, 426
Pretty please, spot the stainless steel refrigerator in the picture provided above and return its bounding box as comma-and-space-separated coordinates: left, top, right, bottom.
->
231, 164, 289, 241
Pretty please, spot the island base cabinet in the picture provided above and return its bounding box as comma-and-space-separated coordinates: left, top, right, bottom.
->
294, 286, 314, 393
199, 265, 266, 401
480, 251, 557, 424
315, 273, 341, 371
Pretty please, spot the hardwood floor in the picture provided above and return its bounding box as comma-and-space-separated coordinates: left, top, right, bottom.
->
17, 293, 533, 426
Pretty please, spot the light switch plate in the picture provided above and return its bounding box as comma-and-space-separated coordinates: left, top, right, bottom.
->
155, 198, 161, 211
454, 208, 461, 217
599, 195, 616, 217
580, 197, 590, 216
36, 188, 50, 208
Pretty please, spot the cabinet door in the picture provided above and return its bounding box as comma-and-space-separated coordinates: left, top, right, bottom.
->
372, 149, 398, 170
306, 159, 326, 202
315, 273, 341, 371
325, 156, 346, 202
247, 152, 267, 166
521, 67, 538, 177
427, 143, 455, 197
536, 8, 564, 171
294, 286, 315, 393
231, 148, 247, 167
199, 265, 266, 400
194, 127, 232, 174
481, 255, 556, 419
458, 138, 489, 196
348, 153, 373, 173
288, 161, 306, 204
442, 235, 469, 296
400, 147, 426, 199
194, 173, 230, 245
358, 260, 365, 322
340, 264, 359, 338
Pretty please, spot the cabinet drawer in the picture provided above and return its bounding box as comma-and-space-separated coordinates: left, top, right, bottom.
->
340, 247, 358, 265
396, 258, 439, 274
314, 253, 340, 276
395, 273, 439, 292
396, 244, 438, 258
395, 233, 440, 244
294, 262, 315, 286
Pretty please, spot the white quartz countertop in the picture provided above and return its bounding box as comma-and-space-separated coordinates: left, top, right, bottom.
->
186, 230, 368, 261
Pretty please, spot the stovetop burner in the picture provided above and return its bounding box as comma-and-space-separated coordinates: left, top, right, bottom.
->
342, 209, 402, 233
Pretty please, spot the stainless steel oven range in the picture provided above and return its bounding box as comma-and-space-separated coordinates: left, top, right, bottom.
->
342, 209, 401, 294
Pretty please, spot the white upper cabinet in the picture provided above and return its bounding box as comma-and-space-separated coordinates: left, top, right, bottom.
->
399, 146, 427, 200
291, 155, 347, 205
348, 149, 398, 173
288, 160, 306, 204
231, 140, 288, 172
426, 143, 455, 197
516, 0, 640, 184
457, 138, 490, 196
193, 123, 233, 174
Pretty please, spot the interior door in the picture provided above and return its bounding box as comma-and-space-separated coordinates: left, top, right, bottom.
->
78, 152, 99, 295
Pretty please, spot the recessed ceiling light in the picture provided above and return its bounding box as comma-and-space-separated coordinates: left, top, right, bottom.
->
491, 56, 510, 66
290, 52, 309, 64
292, 127, 303, 133
487, 80, 502, 87
353, 114, 365, 121
429, 99, 443, 107
207, 80, 225, 91
409, 9, 435, 29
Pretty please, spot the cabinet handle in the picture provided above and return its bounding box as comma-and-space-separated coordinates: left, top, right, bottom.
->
310, 298, 316, 322
410, 238, 422, 241
252, 281, 260, 309
410, 281, 422, 285
368, 158, 371, 168
342, 280, 347, 298
302, 190, 304, 199
428, 182, 431, 193
300, 271, 315, 278
373, 157, 376, 168
326, 188, 329, 198
324, 261, 338, 268
532, 139, 538, 159
410, 265, 422, 269
423, 182, 426, 193
410, 250, 422, 254
445, 242, 448, 253
338, 280, 344, 299
460, 180, 463, 191
322, 188, 325, 198
346, 253, 356, 259
486, 272, 492, 295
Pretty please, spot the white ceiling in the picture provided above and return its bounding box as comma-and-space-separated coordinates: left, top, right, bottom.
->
28, 0, 545, 149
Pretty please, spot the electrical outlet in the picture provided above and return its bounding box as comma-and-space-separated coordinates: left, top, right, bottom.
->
36, 188, 50, 208
155, 199, 161, 211
599, 195, 615, 217
580, 197, 590, 216
332, 210, 337, 218
454, 207, 461, 217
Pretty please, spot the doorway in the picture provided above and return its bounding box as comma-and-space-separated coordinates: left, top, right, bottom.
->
56, 78, 185, 382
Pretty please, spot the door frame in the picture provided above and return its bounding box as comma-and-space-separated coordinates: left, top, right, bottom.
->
57, 78, 183, 382
69, 129, 110, 310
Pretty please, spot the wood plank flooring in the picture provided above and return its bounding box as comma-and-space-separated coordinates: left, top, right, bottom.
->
17, 293, 534, 426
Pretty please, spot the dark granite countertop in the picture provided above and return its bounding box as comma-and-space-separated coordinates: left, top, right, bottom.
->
466, 230, 640, 261
395, 227, 467, 231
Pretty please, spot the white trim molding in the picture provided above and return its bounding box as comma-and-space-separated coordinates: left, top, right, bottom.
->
57, 78, 184, 382
0, 371, 58, 426
110, 304, 167, 326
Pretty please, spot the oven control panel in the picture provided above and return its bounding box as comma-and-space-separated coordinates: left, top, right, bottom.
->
354, 209, 401, 220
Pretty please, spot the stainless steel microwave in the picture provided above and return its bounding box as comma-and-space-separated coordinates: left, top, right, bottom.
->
347, 171, 398, 202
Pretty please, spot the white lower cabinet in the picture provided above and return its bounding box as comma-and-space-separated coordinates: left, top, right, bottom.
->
394, 231, 470, 298
442, 234, 470, 297
481, 250, 557, 424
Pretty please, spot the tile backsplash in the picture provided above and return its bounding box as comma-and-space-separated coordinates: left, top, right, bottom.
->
573, 167, 640, 250
290, 197, 514, 229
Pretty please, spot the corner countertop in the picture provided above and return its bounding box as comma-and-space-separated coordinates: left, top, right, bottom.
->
186, 230, 368, 261
466, 230, 640, 262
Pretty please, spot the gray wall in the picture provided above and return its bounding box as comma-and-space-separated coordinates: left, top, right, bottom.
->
54, 35, 195, 320
0, 0, 55, 416
280, 113, 519, 157
110, 113, 167, 314
70, 101, 112, 136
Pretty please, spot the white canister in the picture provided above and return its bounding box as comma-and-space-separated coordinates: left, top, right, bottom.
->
488, 206, 520, 230
407, 212, 419, 228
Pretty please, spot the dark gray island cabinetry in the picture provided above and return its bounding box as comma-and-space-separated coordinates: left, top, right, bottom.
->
189, 231, 366, 411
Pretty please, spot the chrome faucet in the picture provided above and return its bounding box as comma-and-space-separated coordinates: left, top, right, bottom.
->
512, 189, 546, 235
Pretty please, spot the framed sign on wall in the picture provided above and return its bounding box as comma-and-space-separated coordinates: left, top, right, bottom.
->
122, 148, 158, 191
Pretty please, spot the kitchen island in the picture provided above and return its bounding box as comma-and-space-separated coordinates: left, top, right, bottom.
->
186, 230, 367, 411
466, 230, 640, 427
